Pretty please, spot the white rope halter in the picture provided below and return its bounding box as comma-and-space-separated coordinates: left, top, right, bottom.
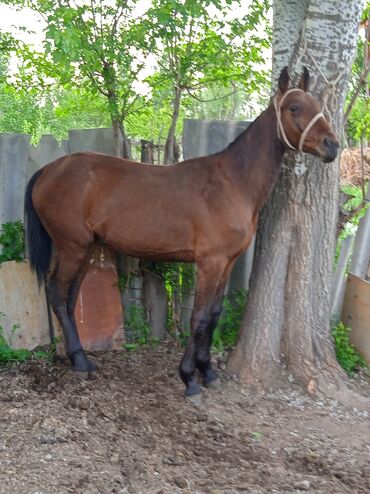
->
273, 88, 325, 153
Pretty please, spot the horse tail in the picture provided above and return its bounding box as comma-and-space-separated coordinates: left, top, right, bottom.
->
24, 169, 52, 285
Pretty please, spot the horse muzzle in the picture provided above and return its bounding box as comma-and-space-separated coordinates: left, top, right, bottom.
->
321, 137, 339, 163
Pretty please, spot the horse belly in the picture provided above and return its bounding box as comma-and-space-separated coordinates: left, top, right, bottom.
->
95, 213, 196, 262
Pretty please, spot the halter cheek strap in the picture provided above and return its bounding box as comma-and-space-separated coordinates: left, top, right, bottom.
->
273, 88, 325, 153
298, 111, 324, 152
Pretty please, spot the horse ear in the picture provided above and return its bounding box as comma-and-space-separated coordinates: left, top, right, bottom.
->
278, 66, 290, 92
299, 67, 310, 91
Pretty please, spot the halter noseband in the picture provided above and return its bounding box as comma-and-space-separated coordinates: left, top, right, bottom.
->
273, 88, 325, 153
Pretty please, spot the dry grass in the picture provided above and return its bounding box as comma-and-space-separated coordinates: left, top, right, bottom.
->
340, 147, 370, 186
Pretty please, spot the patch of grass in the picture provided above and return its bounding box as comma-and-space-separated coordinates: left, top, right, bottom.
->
123, 306, 158, 351
212, 290, 247, 352
0, 312, 54, 366
178, 331, 190, 347
332, 321, 367, 375
0, 329, 52, 366
250, 431, 263, 441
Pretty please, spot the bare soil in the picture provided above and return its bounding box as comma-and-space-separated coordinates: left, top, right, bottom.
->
1, 342, 370, 494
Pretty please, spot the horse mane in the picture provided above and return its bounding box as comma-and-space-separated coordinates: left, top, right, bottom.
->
225, 105, 271, 152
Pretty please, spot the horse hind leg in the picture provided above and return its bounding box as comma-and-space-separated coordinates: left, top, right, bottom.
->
66, 246, 96, 369
46, 246, 95, 374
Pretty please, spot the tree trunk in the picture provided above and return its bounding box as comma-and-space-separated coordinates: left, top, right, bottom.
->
112, 118, 123, 157
118, 120, 132, 160
140, 139, 155, 164
140, 140, 168, 340
112, 116, 135, 338
111, 117, 132, 159
228, 0, 363, 396
142, 263, 168, 340
163, 86, 182, 165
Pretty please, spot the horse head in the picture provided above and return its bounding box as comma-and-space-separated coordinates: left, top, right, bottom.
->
274, 66, 339, 163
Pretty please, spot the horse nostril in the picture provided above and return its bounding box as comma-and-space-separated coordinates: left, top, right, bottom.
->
323, 137, 339, 153
323, 137, 331, 149
322, 137, 339, 162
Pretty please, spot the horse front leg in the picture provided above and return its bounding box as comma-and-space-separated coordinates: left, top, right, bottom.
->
194, 295, 223, 387
194, 260, 236, 387
179, 257, 229, 398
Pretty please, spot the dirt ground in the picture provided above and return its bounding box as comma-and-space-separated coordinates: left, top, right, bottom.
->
1, 342, 370, 494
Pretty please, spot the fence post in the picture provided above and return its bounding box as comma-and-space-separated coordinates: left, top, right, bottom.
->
0, 134, 30, 225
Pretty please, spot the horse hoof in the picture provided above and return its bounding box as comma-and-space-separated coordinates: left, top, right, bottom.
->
73, 360, 97, 378
203, 368, 218, 387
88, 368, 98, 379
72, 355, 96, 373
86, 360, 97, 372
73, 370, 90, 380
186, 394, 202, 407
184, 380, 202, 397
205, 377, 220, 389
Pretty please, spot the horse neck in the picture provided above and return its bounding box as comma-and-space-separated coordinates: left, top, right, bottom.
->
223, 104, 285, 210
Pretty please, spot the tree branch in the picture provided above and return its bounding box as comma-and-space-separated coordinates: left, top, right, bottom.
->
184, 86, 240, 103
343, 64, 370, 124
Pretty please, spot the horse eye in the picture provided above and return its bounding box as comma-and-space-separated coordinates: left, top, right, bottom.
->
290, 105, 299, 114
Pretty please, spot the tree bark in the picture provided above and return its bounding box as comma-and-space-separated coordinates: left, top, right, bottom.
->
140, 140, 168, 340
163, 86, 182, 165
112, 118, 123, 157
228, 0, 363, 396
118, 119, 132, 160
111, 117, 132, 159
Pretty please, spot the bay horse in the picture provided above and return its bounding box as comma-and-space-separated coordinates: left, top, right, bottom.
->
25, 67, 338, 399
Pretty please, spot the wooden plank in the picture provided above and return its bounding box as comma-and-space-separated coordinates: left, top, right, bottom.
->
341, 273, 370, 364
0, 248, 124, 353
0, 260, 50, 349
74, 245, 125, 351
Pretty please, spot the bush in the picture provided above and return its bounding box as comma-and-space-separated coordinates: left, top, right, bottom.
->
0, 221, 25, 263
332, 321, 367, 375
123, 306, 158, 351
212, 290, 247, 352
0, 327, 31, 365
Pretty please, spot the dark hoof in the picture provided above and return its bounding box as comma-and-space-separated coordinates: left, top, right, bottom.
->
205, 377, 220, 389
186, 394, 202, 407
86, 360, 97, 372
73, 370, 90, 380
203, 368, 218, 386
184, 380, 202, 398
70, 350, 97, 375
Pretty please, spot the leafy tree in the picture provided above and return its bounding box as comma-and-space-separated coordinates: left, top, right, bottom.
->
143, 0, 271, 163
0, 83, 112, 142
6, 0, 272, 156
16, 0, 151, 157
345, 4, 370, 144
186, 81, 268, 121
46, 87, 111, 140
